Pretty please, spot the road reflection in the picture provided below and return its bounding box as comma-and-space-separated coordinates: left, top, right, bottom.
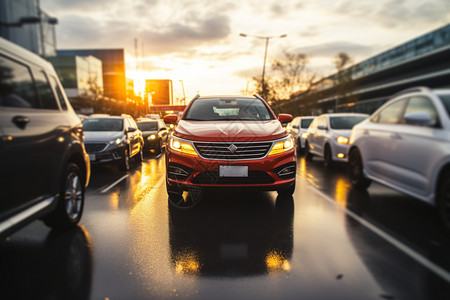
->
168, 191, 294, 277
0, 226, 93, 300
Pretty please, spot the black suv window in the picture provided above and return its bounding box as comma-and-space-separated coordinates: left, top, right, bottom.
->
83, 118, 124, 131
49, 75, 67, 110
32, 69, 59, 110
0, 55, 39, 108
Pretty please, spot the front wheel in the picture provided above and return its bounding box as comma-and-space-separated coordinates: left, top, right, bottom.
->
324, 145, 333, 168
277, 181, 296, 197
44, 163, 84, 228
119, 149, 130, 172
348, 148, 371, 190
305, 142, 313, 161
136, 144, 144, 163
437, 172, 450, 231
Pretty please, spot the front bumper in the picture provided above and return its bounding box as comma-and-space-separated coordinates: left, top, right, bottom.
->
85, 143, 127, 165
166, 148, 296, 191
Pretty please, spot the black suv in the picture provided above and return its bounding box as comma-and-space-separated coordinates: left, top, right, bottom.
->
82, 114, 144, 171
0, 37, 90, 237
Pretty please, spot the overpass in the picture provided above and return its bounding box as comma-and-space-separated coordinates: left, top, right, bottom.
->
290, 23, 450, 114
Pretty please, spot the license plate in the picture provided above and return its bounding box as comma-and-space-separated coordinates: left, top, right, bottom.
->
219, 165, 248, 177
89, 154, 96, 161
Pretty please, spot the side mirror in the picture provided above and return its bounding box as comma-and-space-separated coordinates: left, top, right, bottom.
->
127, 127, 137, 132
164, 114, 178, 124
292, 125, 299, 129
317, 125, 327, 130
404, 112, 435, 127
278, 113, 293, 124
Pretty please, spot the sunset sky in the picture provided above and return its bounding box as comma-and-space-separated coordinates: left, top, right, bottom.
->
42, 0, 450, 101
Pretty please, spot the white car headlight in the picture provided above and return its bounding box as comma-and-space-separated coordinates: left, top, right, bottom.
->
169, 137, 198, 156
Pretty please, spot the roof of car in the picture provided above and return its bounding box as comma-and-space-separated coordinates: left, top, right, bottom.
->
196, 95, 257, 99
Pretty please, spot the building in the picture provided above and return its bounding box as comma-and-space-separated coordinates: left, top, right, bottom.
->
145, 79, 173, 105
57, 49, 127, 102
47, 55, 103, 99
0, 0, 57, 57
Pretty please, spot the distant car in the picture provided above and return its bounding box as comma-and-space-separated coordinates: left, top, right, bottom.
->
0, 36, 90, 237
286, 116, 314, 154
82, 114, 144, 171
164, 94, 295, 209
145, 113, 161, 120
305, 113, 368, 167
136, 119, 169, 153
347, 87, 450, 229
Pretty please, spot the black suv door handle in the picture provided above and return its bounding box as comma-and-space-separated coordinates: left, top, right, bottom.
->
12, 115, 30, 129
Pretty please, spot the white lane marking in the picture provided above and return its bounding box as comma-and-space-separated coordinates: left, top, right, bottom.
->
307, 184, 450, 284
100, 174, 129, 194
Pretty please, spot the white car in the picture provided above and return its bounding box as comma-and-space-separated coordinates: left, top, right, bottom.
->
347, 87, 450, 229
286, 116, 314, 154
305, 113, 368, 167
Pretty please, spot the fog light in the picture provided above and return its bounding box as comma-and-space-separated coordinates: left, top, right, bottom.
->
278, 166, 296, 177
337, 153, 345, 158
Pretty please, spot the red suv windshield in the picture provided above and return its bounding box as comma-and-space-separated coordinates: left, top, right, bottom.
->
184, 98, 275, 121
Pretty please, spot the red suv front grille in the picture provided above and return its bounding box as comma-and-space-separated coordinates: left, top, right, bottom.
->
193, 141, 272, 160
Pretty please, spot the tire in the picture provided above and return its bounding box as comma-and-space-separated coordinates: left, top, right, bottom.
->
324, 144, 333, 168
305, 141, 313, 161
297, 138, 304, 155
136, 144, 144, 163
277, 181, 296, 197
166, 178, 202, 209
348, 148, 371, 190
43, 163, 84, 228
437, 172, 450, 231
119, 149, 130, 172
156, 140, 163, 154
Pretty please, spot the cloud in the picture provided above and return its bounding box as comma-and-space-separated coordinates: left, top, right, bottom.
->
295, 41, 375, 59
332, 0, 450, 29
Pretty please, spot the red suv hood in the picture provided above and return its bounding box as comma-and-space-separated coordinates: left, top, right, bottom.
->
174, 120, 287, 142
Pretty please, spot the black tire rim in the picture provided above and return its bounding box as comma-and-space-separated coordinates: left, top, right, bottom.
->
64, 171, 83, 220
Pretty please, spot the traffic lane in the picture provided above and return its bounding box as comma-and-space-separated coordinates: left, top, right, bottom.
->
82, 155, 450, 299
298, 156, 450, 274
2, 154, 450, 299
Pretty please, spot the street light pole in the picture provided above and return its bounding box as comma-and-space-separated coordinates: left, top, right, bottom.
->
179, 80, 186, 105
239, 33, 287, 99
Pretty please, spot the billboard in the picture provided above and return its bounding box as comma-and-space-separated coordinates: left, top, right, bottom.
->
145, 79, 173, 105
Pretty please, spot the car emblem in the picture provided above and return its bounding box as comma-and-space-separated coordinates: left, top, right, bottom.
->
227, 144, 238, 153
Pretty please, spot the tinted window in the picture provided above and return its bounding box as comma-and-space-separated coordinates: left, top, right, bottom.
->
83, 118, 123, 131
372, 99, 406, 124
185, 98, 274, 121
301, 118, 314, 128
403, 96, 438, 124
137, 121, 158, 131
33, 70, 58, 110
330, 116, 367, 129
49, 75, 67, 110
0, 55, 39, 108
439, 95, 450, 118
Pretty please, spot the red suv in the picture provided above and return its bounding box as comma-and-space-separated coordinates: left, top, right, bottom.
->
164, 94, 295, 208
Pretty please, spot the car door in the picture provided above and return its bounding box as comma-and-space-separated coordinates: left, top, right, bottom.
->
127, 117, 141, 156
0, 55, 66, 217
384, 96, 441, 200
306, 117, 318, 152
360, 98, 408, 184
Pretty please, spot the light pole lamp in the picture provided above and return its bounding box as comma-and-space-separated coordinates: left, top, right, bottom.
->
239, 33, 287, 99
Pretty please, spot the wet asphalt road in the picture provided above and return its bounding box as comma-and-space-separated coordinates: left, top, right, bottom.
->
2, 151, 450, 299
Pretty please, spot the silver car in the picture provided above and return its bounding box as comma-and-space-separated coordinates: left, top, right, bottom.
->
286, 116, 314, 154
305, 113, 368, 167
347, 87, 450, 230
